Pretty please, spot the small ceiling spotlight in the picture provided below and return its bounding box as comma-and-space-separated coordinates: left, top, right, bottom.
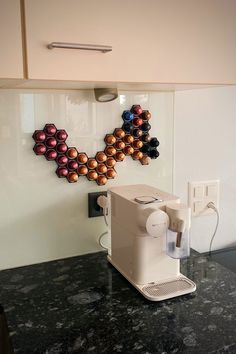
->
94, 88, 118, 102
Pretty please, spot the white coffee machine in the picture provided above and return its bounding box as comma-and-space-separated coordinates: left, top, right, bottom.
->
106, 184, 196, 301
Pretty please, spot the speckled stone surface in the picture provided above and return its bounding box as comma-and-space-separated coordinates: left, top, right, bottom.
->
0, 250, 236, 354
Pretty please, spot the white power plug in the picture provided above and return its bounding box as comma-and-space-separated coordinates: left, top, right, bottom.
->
97, 195, 108, 209
97, 195, 109, 227
97, 195, 109, 249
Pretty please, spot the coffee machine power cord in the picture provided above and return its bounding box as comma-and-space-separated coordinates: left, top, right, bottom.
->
207, 202, 220, 256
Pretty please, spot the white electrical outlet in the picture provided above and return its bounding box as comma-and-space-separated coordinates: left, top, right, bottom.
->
188, 180, 219, 217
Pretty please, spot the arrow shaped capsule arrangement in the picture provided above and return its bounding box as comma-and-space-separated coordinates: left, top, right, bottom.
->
32, 105, 160, 186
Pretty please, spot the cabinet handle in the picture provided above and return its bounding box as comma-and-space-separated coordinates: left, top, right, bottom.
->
47, 42, 112, 53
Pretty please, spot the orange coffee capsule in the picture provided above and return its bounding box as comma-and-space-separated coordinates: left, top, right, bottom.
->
67, 147, 78, 159
96, 164, 108, 174
140, 155, 151, 165
96, 151, 107, 163
77, 153, 88, 164
106, 157, 116, 168
132, 140, 143, 149
87, 158, 98, 169
141, 110, 151, 121
87, 170, 98, 180
97, 175, 108, 186
114, 140, 125, 150
123, 146, 134, 155
123, 135, 134, 144
78, 165, 88, 175
115, 151, 125, 161
104, 146, 116, 156
67, 171, 79, 183
114, 128, 125, 139
106, 168, 117, 179
132, 151, 143, 160
104, 134, 116, 145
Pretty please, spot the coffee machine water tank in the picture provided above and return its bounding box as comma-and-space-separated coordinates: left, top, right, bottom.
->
140, 205, 190, 259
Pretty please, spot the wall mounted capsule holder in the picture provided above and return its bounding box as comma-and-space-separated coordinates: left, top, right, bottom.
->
32, 105, 160, 186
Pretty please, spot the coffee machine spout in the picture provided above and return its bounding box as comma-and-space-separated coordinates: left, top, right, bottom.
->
166, 203, 191, 259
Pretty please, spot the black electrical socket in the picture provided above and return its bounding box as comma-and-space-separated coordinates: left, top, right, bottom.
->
88, 191, 107, 218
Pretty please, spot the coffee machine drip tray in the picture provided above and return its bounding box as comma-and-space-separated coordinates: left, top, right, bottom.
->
108, 256, 196, 301
141, 276, 196, 301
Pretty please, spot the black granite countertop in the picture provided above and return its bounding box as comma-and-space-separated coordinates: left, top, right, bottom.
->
0, 250, 236, 354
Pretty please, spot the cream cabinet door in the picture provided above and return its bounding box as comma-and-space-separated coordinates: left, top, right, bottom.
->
0, 0, 24, 80
24, 0, 236, 84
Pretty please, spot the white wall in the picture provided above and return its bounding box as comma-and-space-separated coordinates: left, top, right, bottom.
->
0, 90, 174, 270
2, 86, 235, 269
174, 86, 236, 253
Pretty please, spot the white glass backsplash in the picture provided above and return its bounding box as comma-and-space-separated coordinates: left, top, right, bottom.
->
0, 90, 174, 269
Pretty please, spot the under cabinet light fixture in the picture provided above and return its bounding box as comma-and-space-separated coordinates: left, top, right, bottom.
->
94, 88, 118, 102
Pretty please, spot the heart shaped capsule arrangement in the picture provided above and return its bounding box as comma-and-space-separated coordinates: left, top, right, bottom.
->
32, 105, 160, 186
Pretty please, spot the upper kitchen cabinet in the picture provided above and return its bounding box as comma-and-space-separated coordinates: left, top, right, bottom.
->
23, 0, 236, 84
0, 0, 24, 83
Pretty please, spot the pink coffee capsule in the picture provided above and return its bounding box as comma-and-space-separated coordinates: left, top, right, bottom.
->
34, 143, 46, 155
46, 137, 57, 148
56, 130, 68, 141
45, 149, 57, 161
57, 155, 68, 166
33, 131, 46, 142
56, 167, 69, 178
56, 143, 68, 153
68, 160, 79, 170
44, 124, 57, 136
131, 105, 143, 115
